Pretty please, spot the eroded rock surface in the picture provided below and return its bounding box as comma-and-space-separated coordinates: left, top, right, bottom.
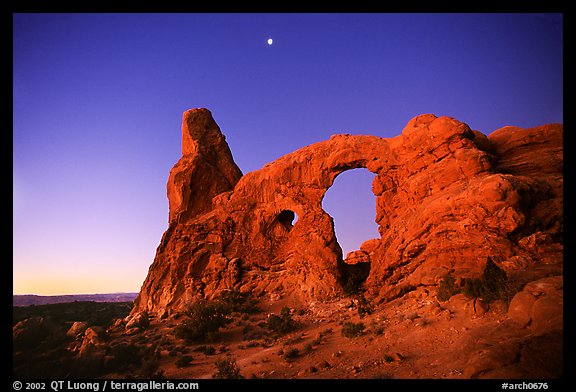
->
133, 109, 563, 320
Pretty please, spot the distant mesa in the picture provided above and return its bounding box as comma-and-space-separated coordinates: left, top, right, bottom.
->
132, 108, 562, 319
13, 293, 139, 307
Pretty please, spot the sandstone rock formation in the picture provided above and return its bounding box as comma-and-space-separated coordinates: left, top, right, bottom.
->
133, 109, 563, 318
66, 321, 88, 338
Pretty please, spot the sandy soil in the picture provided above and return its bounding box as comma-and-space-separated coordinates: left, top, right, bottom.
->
106, 286, 530, 380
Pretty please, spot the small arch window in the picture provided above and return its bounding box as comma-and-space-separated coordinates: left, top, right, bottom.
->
277, 209, 298, 231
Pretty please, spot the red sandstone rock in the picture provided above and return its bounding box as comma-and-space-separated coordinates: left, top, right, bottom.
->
133, 110, 563, 319
66, 321, 88, 338
344, 250, 370, 265
167, 108, 243, 224
508, 291, 537, 328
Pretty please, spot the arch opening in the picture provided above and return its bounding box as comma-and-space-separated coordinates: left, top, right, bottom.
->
277, 209, 298, 231
322, 168, 379, 258
322, 168, 380, 292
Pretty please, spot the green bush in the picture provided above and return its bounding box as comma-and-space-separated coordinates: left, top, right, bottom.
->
218, 289, 259, 314
462, 258, 515, 304
174, 300, 231, 343
436, 273, 461, 302
267, 307, 296, 334
213, 358, 244, 379
341, 321, 365, 338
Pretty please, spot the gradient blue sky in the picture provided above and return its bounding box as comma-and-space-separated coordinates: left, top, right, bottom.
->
13, 13, 563, 295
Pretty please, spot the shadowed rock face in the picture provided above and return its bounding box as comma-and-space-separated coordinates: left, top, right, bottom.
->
133, 109, 562, 317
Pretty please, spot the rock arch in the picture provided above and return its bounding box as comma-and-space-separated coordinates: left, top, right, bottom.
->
133, 109, 563, 317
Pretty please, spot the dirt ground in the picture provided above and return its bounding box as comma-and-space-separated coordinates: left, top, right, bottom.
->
105, 286, 549, 380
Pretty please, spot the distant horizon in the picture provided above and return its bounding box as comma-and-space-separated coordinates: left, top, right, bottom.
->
13, 291, 139, 296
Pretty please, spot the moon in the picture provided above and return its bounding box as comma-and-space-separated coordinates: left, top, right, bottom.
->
267, 38, 273, 45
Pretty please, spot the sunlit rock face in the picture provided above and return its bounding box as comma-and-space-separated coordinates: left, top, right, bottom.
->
133, 108, 562, 317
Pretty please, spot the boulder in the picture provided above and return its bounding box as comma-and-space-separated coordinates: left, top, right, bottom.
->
66, 321, 88, 338
77, 327, 106, 357
507, 276, 562, 332
125, 311, 150, 331
508, 291, 537, 328
344, 250, 370, 265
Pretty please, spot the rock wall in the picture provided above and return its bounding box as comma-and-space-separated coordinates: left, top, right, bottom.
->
133, 109, 562, 317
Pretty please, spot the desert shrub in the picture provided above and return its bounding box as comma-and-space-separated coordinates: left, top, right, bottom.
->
462, 277, 483, 299
283, 347, 300, 361
218, 289, 259, 314
219, 345, 229, 353
107, 342, 142, 370
480, 257, 510, 302
373, 326, 385, 336
302, 343, 313, 355
341, 321, 365, 338
383, 354, 394, 363
193, 345, 216, 355
242, 322, 267, 341
437, 273, 461, 302
356, 296, 373, 318
13, 346, 78, 379
213, 358, 244, 379
462, 258, 516, 304
267, 307, 296, 334
175, 355, 193, 368
175, 300, 231, 343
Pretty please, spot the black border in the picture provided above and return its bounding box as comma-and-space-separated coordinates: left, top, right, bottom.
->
6, 1, 569, 14
7, 1, 571, 387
